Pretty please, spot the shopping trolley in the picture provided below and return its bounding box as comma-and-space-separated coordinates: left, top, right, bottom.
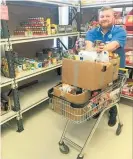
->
48, 71, 127, 159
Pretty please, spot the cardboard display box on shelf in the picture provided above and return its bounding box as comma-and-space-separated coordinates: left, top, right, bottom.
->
62, 57, 120, 91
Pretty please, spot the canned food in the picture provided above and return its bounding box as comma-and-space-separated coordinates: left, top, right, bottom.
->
95, 40, 102, 47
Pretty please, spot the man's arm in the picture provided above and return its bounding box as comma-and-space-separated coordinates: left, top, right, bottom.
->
100, 27, 127, 52
85, 41, 94, 50
99, 41, 120, 52
85, 29, 96, 50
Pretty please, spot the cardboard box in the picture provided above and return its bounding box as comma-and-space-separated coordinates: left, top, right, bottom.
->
53, 84, 90, 105
62, 58, 120, 91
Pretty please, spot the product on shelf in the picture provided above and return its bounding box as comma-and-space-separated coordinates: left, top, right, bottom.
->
80, 24, 88, 32
125, 9, 133, 32
1, 49, 63, 78
65, 25, 73, 33
114, 11, 123, 25
122, 80, 133, 97
75, 37, 86, 51
57, 25, 66, 33
125, 51, 133, 65
14, 17, 48, 36
1, 47, 74, 78
14, 16, 75, 36
1, 93, 11, 116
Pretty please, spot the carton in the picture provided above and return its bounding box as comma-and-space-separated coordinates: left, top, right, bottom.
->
53, 84, 90, 105
62, 58, 120, 91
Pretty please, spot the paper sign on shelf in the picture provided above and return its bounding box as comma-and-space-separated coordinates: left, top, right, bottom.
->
0, 5, 9, 20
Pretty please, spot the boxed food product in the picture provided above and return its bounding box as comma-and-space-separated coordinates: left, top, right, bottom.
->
122, 81, 133, 97
57, 25, 66, 33
62, 58, 120, 91
53, 83, 91, 105
125, 51, 133, 65
65, 25, 73, 33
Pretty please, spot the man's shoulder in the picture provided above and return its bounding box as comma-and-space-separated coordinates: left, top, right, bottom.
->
113, 25, 126, 33
86, 27, 99, 34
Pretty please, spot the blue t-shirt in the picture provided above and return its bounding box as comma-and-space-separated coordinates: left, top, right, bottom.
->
86, 25, 127, 68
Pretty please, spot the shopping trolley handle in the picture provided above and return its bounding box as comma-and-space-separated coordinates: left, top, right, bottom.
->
119, 68, 128, 76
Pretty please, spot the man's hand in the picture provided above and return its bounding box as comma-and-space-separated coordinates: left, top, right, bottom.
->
96, 43, 105, 53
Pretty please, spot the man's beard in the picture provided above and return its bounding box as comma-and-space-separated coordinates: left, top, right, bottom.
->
99, 22, 113, 29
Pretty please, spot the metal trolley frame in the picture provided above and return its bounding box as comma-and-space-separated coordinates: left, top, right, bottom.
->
48, 73, 127, 159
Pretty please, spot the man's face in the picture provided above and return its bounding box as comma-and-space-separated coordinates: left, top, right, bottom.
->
99, 9, 114, 29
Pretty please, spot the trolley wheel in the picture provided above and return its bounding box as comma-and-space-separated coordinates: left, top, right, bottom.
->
59, 142, 70, 154
77, 154, 84, 159
116, 123, 123, 136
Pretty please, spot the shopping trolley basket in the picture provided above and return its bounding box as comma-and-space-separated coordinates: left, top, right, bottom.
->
48, 73, 127, 159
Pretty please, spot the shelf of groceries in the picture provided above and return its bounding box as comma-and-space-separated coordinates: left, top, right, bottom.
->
121, 79, 133, 101
1, 61, 62, 87
80, 32, 133, 38
6, 0, 79, 7
0, 32, 79, 45
81, 0, 133, 8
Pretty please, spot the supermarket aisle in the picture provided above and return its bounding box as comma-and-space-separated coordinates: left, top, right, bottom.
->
1, 100, 132, 159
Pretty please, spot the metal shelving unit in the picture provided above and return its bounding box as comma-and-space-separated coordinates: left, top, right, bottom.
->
0, 111, 18, 125
80, 32, 133, 38
0, 0, 79, 131
126, 65, 133, 69
121, 94, 133, 101
15, 63, 62, 82
7, 0, 79, 7
81, 1, 133, 8
0, 75, 23, 130
0, 76, 13, 87
18, 75, 60, 114
9, 32, 79, 44
0, 33, 79, 45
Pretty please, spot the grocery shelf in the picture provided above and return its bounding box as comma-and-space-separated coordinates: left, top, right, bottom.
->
15, 62, 62, 82
127, 34, 133, 38
0, 110, 17, 125
81, 1, 133, 8
0, 76, 13, 88
126, 65, 133, 69
121, 94, 133, 101
7, 0, 79, 7
17, 75, 60, 113
0, 38, 9, 45
8, 32, 79, 44
80, 32, 133, 38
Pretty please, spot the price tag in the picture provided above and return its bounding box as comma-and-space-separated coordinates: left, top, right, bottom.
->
0, 5, 9, 20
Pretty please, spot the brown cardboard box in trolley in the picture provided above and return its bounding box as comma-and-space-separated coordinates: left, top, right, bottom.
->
53, 85, 91, 121
62, 58, 120, 91
53, 84, 91, 105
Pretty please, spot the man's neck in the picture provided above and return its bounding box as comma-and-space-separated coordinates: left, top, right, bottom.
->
101, 25, 113, 34
102, 29, 108, 34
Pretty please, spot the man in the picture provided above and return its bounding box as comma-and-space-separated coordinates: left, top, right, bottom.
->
85, 6, 127, 126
